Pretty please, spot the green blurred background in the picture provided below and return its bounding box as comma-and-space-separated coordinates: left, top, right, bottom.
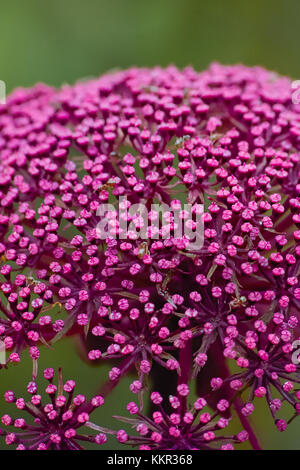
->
1, 0, 300, 450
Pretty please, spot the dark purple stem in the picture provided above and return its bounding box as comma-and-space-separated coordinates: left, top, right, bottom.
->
178, 339, 192, 414
178, 339, 192, 384
233, 395, 262, 450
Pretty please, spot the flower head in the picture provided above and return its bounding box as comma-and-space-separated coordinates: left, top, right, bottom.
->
1, 63, 300, 447
115, 383, 248, 450
0, 368, 107, 450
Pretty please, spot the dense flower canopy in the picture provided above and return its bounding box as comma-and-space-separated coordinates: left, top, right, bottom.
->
1, 63, 300, 449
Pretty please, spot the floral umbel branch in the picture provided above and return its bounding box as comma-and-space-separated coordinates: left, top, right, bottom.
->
0, 63, 300, 450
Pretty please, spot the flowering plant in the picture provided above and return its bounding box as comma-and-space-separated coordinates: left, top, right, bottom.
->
1, 63, 300, 450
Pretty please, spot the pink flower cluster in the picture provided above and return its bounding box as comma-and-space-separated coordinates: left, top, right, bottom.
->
1, 63, 300, 449
1, 368, 107, 450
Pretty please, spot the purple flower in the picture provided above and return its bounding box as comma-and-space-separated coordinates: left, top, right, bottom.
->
0, 368, 108, 450
0, 273, 64, 366
1, 63, 300, 449
115, 383, 248, 450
